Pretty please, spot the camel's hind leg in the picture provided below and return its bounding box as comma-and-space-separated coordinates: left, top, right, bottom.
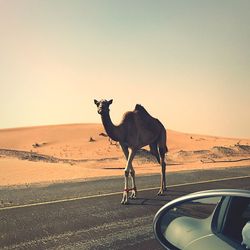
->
157, 131, 167, 195
157, 147, 167, 195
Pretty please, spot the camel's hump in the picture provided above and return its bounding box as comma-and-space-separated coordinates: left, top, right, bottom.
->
134, 104, 149, 114
134, 104, 156, 119
134, 104, 165, 131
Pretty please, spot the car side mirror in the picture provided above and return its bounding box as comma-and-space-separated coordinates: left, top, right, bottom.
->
153, 189, 250, 250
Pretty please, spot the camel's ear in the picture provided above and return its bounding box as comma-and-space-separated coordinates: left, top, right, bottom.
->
94, 99, 99, 105
108, 99, 113, 105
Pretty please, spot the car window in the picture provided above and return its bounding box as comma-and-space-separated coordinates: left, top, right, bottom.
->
221, 197, 250, 248
241, 204, 250, 249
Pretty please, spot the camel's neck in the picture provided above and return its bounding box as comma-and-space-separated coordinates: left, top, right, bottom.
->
101, 112, 120, 142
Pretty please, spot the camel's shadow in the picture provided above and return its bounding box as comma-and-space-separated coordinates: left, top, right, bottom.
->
123, 194, 171, 206
128, 197, 169, 206
125, 190, 188, 206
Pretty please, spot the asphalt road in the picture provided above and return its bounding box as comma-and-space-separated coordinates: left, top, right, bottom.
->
0, 166, 249, 250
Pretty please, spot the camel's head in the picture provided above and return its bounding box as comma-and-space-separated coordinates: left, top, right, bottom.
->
94, 99, 113, 115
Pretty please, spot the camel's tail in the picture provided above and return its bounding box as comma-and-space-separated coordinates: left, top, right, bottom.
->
149, 143, 160, 164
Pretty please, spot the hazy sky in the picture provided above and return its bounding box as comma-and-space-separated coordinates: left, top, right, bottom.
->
0, 0, 249, 138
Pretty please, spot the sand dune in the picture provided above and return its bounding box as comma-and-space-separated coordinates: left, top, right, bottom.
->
0, 124, 249, 187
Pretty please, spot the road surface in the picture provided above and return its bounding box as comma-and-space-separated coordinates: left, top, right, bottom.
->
0, 166, 249, 249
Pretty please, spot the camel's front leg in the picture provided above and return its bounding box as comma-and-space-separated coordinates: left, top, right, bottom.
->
121, 149, 136, 204
121, 170, 129, 204
129, 167, 137, 199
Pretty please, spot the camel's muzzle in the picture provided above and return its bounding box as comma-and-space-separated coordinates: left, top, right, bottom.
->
98, 108, 109, 115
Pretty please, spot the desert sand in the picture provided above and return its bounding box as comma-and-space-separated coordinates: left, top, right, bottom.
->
0, 123, 249, 187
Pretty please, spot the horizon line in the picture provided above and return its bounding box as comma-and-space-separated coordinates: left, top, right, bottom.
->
0, 122, 248, 140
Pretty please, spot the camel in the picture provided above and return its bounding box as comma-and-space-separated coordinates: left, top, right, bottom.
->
94, 99, 168, 204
